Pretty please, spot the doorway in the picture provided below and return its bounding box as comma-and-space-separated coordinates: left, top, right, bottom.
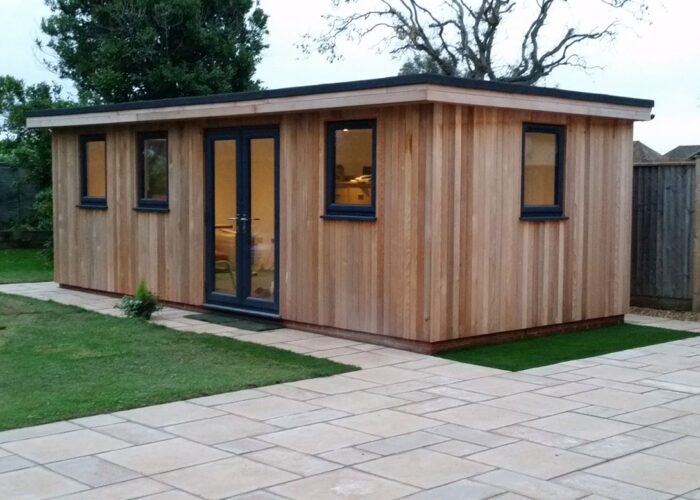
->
204, 127, 279, 315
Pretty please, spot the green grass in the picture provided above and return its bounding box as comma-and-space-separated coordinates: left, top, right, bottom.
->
438, 324, 697, 371
0, 293, 355, 431
0, 248, 54, 284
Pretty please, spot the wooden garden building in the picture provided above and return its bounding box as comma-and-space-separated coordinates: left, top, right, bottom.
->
27, 75, 654, 352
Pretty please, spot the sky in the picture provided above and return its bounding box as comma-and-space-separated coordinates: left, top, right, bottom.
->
1, 0, 698, 154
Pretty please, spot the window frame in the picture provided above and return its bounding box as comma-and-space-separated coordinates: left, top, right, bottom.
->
324, 120, 377, 220
520, 123, 566, 221
137, 131, 169, 211
79, 134, 107, 209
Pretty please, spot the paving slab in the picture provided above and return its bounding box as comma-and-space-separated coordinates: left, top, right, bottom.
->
586, 453, 700, 495
115, 401, 225, 427
355, 449, 491, 488
155, 456, 298, 498
258, 422, 377, 454
522, 412, 638, 440
47, 455, 141, 487
94, 422, 174, 445
245, 446, 341, 476
403, 478, 503, 499
475, 469, 585, 500
268, 468, 418, 499
333, 409, 441, 437
2, 429, 130, 463
164, 414, 278, 444
98, 438, 229, 475
426, 403, 534, 430
554, 471, 671, 500
0, 467, 87, 500
470, 441, 601, 480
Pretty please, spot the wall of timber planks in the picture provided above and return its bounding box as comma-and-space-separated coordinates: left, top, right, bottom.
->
52, 102, 634, 344
424, 105, 633, 343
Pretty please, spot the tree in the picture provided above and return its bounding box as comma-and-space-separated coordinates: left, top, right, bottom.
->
39, 0, 268, 103
0, 76, 74, 239
0, 76, 73, 188
304, 0, 648, 85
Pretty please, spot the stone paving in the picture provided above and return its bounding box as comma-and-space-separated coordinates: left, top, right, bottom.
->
2, 283, 700, 499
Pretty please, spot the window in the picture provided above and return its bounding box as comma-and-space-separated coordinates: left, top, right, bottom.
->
79, 135, 107, 208
137, 131, 169, 210
521, 124, 565, 219
325, 120, 377, 219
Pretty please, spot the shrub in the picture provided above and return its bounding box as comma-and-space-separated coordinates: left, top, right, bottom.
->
116, 280, 162, 319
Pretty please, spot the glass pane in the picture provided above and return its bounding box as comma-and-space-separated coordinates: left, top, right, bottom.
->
143, 138, 168, 200
523, 132, 557, 206
213, 140, 237, 295
249, 138, 275, 301
334, 128, 373, 205
86, 140, 106, 198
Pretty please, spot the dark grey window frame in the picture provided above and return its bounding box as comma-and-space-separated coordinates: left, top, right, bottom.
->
521, 123, 567, 221
78, 134, 107, 209
136, 131, 169, 212
323, 120, 377, 221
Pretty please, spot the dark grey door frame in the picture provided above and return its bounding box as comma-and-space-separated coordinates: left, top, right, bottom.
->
203, 126, 280, 317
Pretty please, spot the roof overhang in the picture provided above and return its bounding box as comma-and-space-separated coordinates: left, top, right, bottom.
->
26, 74, 654, 129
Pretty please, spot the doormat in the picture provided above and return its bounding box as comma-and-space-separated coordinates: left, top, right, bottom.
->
185, 313, 281, 332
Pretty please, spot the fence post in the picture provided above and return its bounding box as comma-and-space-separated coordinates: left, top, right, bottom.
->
693, 158, 700, 311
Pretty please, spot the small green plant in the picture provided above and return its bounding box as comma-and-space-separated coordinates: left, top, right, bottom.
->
116, 280, 162, 319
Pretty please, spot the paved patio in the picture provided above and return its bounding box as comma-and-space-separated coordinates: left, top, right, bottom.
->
2, 283, 700, 499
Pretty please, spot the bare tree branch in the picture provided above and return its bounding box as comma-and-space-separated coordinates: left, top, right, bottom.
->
302, 0, 648, 85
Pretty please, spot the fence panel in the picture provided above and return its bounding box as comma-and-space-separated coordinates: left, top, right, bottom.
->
631, 162, 695, 310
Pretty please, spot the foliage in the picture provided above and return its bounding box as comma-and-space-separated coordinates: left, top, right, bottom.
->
0, 292, 355, 431
439, 324, 696, 371
0, 76, 73, 188
117, 280, 163, 319
303, 0, 649, 85
40, 0, 269, 103
0, 249, 54, 284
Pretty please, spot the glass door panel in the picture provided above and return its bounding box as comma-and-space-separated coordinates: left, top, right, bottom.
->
205, 127, 278, 314
213, 139, 237, 295
249, 138, 276, 301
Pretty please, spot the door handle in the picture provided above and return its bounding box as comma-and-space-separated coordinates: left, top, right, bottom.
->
228, 217, 260, 222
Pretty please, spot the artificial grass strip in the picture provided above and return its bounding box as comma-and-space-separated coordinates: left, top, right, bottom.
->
438, 324, 697, 371
0, 248, 53, 284
185, 313, 281, 332
0, 293, 354, 431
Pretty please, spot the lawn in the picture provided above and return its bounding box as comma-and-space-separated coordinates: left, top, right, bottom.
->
0, 248, 54, 284
438, 323, 697, 371
0, 293, 355, 431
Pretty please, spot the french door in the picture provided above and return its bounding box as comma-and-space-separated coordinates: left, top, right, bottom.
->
204, 127, 279, 315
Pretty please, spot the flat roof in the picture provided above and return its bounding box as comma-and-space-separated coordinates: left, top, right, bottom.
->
26, 74, 654, 128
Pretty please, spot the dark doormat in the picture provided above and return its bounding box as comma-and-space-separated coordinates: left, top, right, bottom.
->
185, 313, 281, 332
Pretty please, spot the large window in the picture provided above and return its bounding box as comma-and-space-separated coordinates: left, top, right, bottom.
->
325, 120, 377, 219
137, 131, 169, 210
521, 124, 565, 219
80, 135, 107, 208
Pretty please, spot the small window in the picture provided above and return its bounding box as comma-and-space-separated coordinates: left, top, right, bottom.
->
80, 135, 107, 207
137, 131, 169, 209
325, 120, 376, 219
521, 124, 565, 219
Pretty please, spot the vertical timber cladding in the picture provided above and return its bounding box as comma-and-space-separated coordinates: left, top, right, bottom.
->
52, 124, 206, 305
279, 105, 434, 343
426, 104, 633, 343
52, 103, 634, 344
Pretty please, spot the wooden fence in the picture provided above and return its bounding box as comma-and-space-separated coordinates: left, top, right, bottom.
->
631, 160, 700, 310
0, 164, 39, 228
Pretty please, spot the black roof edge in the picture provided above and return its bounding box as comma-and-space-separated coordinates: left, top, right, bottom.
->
26, 73, 654, 119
